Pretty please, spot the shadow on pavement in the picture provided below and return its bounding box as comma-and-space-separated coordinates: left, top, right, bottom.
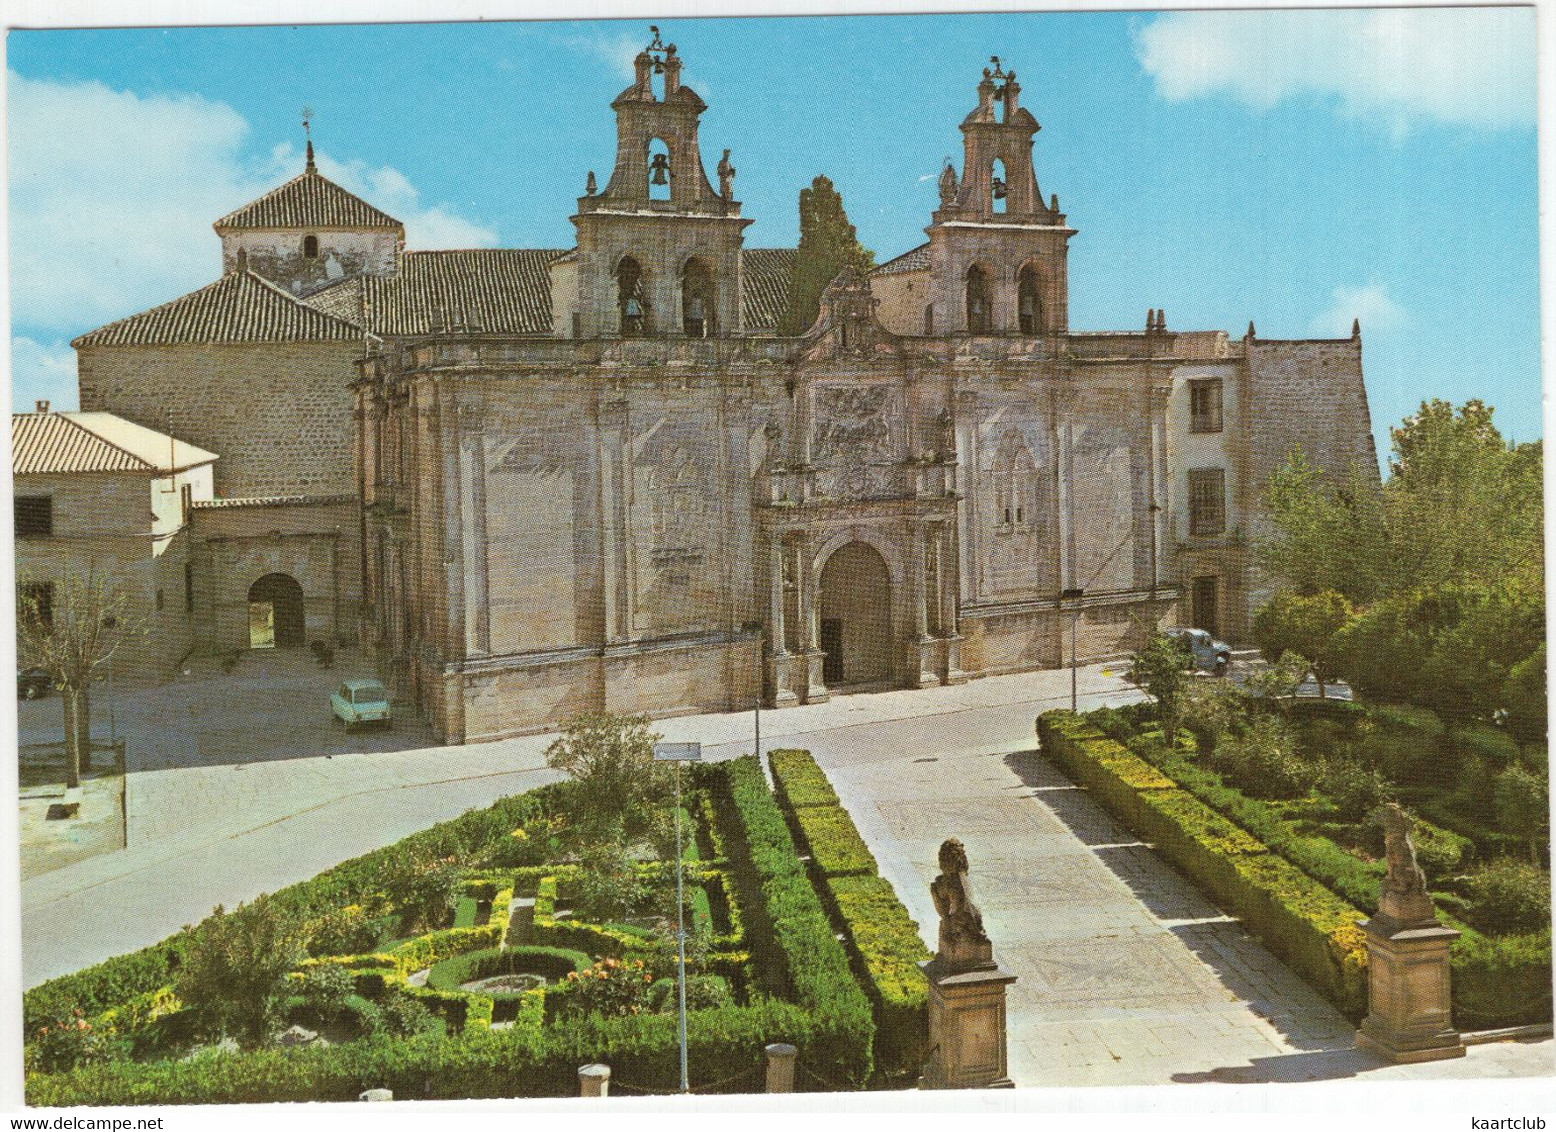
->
1172, 1046, 1385, 1084
1003, 745, 1358, 1057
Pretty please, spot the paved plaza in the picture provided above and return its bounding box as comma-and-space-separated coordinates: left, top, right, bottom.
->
12, 661, 1554, 1096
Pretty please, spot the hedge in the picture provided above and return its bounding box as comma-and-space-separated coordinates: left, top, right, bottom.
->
530, 876, 659, 957
714, 757, 874, 1083
425, 946, 590, 997
1038, 710, 1369, 1018
770, 748, 840, 808
25, 785, 574, 1034
767, 749, 928, 1082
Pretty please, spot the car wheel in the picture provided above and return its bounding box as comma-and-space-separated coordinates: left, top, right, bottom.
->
1213, 656, 1230, 677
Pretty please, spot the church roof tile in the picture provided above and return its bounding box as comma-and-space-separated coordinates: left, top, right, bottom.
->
72, 271, 371, 348
213, 169, 403, 231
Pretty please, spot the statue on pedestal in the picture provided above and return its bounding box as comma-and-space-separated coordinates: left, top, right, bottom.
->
930, 837, 994, 972
1377, 803, 1438, 930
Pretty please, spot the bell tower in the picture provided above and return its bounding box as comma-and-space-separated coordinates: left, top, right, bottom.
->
571, 29, 752, 338
926, 58, 1074, 336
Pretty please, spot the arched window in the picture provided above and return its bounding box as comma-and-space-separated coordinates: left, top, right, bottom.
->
992, 432, 1038, 532
302, 234, 319, 259
681, 258, 716, 338
1017, 264, 1043, 334
617, 256, 647, 336
647, 138, 672, 201
965, 265, 992, 334
991, 159, 1009, 214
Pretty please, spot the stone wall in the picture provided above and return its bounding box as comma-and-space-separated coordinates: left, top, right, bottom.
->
78, 341, 364, 500
189, 498, 361, 654
219, 228, 400, 297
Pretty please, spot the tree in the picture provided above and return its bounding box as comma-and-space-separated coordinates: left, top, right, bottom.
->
1493, 764, 1549, 863
1502, 644, 1547, 746
1256, 448, 1389, 604
1250, 590, 1355, 698
174, 895, 309, 1049
1128, 631, 1194, 743
16, 570, 136, 790
780, 175, 875, 336
544, 711, 669, 843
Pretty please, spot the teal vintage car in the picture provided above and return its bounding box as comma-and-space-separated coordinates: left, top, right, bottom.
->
332, 679, 391, 728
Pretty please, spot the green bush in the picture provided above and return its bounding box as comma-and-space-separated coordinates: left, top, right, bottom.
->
770, 749, 840, 808
1449, 723, 1521, 772
1318, 759, 1392, 823
425, 947, 590, 997
1451, 929, 1554, 1029
646, 975, 733, 1013
1462, 859, 1553, 936
791, 805, 878, 878
174, 895, 311, 1050
1212, 716, 1318, 800
829, 875, 931, 1082
292, 965, 355, 1029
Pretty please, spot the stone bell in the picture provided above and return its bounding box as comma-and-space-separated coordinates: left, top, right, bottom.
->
650, 153, 670, 185
991, 176, 1007, 200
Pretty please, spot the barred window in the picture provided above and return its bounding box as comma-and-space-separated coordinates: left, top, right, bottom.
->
1188, 468, 1226, 535
1189, 379, 1223, 433
15, 496, 52, 539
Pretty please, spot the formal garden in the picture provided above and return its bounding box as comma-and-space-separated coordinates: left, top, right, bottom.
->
1034, 404, 1550, 1033
23, 716, 931, 1105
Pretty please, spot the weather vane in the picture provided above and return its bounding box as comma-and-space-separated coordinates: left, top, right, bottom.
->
302, 105, 313, 141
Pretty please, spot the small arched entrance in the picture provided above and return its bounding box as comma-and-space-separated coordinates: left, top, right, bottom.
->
248, 573, 305, 649
818, 542, 892, 687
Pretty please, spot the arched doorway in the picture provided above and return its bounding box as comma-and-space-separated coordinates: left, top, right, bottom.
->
248, 573, 305, 649
818, 542, 892, 688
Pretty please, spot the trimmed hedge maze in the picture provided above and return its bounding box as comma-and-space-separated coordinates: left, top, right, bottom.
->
24, 762, 896, 1104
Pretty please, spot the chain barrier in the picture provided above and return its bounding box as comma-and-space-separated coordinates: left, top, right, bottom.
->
798, 1061, 857, 1093
606, 1060, 761, 1097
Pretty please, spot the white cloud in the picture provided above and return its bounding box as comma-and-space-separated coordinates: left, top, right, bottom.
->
7, 71, 496, 337
1135, 9, 1536, 134
10, 337, 79, 412
556, 29, 645, 84
1309, 282, 1406, 338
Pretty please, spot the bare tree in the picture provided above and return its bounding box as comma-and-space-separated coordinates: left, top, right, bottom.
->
16, 570, 136, 790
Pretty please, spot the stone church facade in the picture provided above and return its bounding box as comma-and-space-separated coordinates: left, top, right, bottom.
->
69, 39, 1376, 741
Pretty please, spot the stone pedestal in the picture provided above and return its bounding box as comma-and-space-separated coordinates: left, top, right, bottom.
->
764, 1042, 797, 1092
920, 957, 1017, 1089
1356, 916, 1465, 1064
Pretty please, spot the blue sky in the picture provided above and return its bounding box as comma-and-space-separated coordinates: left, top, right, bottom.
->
6, 9, 1542, 459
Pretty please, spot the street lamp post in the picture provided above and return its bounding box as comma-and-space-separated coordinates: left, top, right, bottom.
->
653, 740, 703, 1095
1061, 588, 1084, 711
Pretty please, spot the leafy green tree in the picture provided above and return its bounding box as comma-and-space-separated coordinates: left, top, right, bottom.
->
1256, 449, 1389, 603
1502, 644, 1548, 746
1494, 763, 1550, 862
544, 711, 669, 842
1251, 590, 1356, 698
1128, 631, 1194, 743
174, 895, 309, 1049
780, 175, 875, 336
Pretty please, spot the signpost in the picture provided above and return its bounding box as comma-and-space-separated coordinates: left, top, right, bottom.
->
1061, 588, 1084, 711
652, 740, 703, 1094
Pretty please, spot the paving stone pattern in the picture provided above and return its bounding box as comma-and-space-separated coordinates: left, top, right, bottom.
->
825, 742, 1363, 1086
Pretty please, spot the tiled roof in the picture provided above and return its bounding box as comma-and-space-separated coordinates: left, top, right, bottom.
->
305, 250, 568, 336
871, 243, 931, 276
305, 247, 799, 337
13, 412, 218, 476
213, 169, 402, 231
741, 248, 795, 333
72, 271, 371, 348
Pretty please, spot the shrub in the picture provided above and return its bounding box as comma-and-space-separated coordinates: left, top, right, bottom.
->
25, 1008, 126, 1075
426, 947, 590, 996
1502, 645, 1547, 746
559, 957, 654, 1018
790, 805, 878, 878
1449, 723, 1521, 773
374, 988, 436, 1039
829, 875, 931, 1082
173, 895, 310, 1049
1462, 859, 1552, 935
293, 965, 355, 1029
647, 974, 733, 1013
544, 711, 669, 843
1452, 929, 1554, 1029
1318, 759, 1392, 823
306, 904, 389, 959
573, 841, 650, 923
770, 749, 841, 808
1493, 763, 1549, 855
381, 852, 463, 934
1212, 716, 1317, 800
